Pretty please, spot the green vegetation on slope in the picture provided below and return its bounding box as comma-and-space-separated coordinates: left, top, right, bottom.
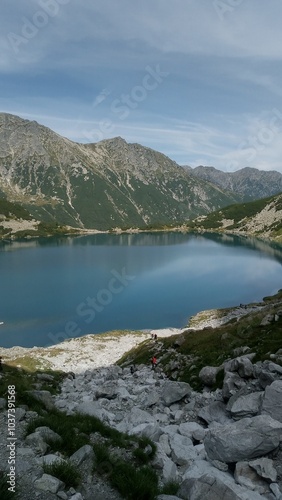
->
118, 290, 282, 391
0, 198, 32, 220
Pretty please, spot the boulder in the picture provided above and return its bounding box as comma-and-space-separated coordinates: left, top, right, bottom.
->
249, 457, 277, 483
261, 380, 282, 423
234, 461, 270, 495
199, 366, 221, 387
260, 314, 274, 326
204, 415, 282, 463
222, 372, 246, 400
228, 357, 254, 379
26, 390, 55, 410
142, 390, 160, 407
34, 474, 65, 494
267, 362, 282, 375
258, 370, 275, 389
25, 432, 49, 455
35, 426, 62, 443
180, 460, 266, 500
179, 422, 206, 441
198, 401, 230, 425
158, 434, 171, 456
226, 391, 263, 420
70, 444, 94, 465
161, 381, 192, 406
129, 422, 162, 441
75, 401, 115, 422
95, 384, 118, 399
169, 433, 196, 465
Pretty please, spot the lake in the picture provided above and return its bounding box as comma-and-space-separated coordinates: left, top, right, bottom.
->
1, 232, 282, 348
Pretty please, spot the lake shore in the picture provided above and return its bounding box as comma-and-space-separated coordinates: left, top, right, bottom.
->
1, 291, 281, 374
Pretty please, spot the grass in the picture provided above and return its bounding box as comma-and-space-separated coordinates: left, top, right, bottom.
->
43, 461, 81, 488
0, 472, 17, 500
93, 446, 159, 500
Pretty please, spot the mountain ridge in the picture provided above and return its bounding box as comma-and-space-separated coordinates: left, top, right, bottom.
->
185, 165, 282, 201
0, 113, 239, 231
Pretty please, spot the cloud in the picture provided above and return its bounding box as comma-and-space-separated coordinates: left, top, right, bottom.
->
1, 1, 282, 173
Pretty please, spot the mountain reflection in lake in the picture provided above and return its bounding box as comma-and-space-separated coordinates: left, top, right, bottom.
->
0, 232, 282, 348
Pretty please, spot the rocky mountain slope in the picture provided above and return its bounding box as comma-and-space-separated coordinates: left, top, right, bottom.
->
0, 113, 239, 231
0, 292, 282, 499
188, 192, 282, 241
186, 166, 282, 202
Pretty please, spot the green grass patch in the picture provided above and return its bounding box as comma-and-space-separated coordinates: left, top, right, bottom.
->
43, 460, 81, 488
0, 472, 17, 499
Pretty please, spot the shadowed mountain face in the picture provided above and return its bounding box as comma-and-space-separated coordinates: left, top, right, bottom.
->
0, 113, 238, 230
185, 165, 282, 202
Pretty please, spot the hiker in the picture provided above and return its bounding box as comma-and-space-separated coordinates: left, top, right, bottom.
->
154, 333, 158, 341
130, 365, 135, 374
0, 357, 2, 372
151, 332, 154, 340
151, 356, 157, 370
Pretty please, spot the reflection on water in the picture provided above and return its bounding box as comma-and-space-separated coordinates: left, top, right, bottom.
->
0, 232, 282, 348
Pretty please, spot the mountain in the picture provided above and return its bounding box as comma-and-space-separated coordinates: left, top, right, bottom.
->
185, 165, 282, 201
0, 113, 239, 231
189, 192, 282, 241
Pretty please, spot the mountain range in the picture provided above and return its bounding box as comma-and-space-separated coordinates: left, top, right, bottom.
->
0, 112, 281, 238
0, 113, 237, 232
185, 165, 282, 201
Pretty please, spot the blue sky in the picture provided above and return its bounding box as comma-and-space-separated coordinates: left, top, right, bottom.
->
1, 0, 282, 172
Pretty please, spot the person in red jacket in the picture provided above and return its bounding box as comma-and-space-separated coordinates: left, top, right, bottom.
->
151, 356, 157, 370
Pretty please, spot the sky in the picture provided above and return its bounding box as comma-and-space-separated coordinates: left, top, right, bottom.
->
1, 0, 282, 172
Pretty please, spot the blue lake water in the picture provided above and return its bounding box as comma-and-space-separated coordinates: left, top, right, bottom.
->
0, 232, 282, 348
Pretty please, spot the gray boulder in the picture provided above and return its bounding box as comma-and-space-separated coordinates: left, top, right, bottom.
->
75, 401, 115, 422
34, 473, 65, 494
258, 370, 276, 389
26, 390, 55, 410
261, 380, 282, 423
204, 415, 282, 463
35, 426, 62, 443
169, 433, 197, 465
234, 461, 270, 495
249, 457, 277, 482
161, 381, 192, 405
25, 432, 49, 455
179, 422, 206, 441
260, 314, 274, 326
228, 357, 254, 379
222, 372, 246, 400
95, 384, 118, 400
70, 444, 94, 465
180, 460, 266, 500
226, 391, 263, 420
199, 366, 221, 387
198, 401, 231, 425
